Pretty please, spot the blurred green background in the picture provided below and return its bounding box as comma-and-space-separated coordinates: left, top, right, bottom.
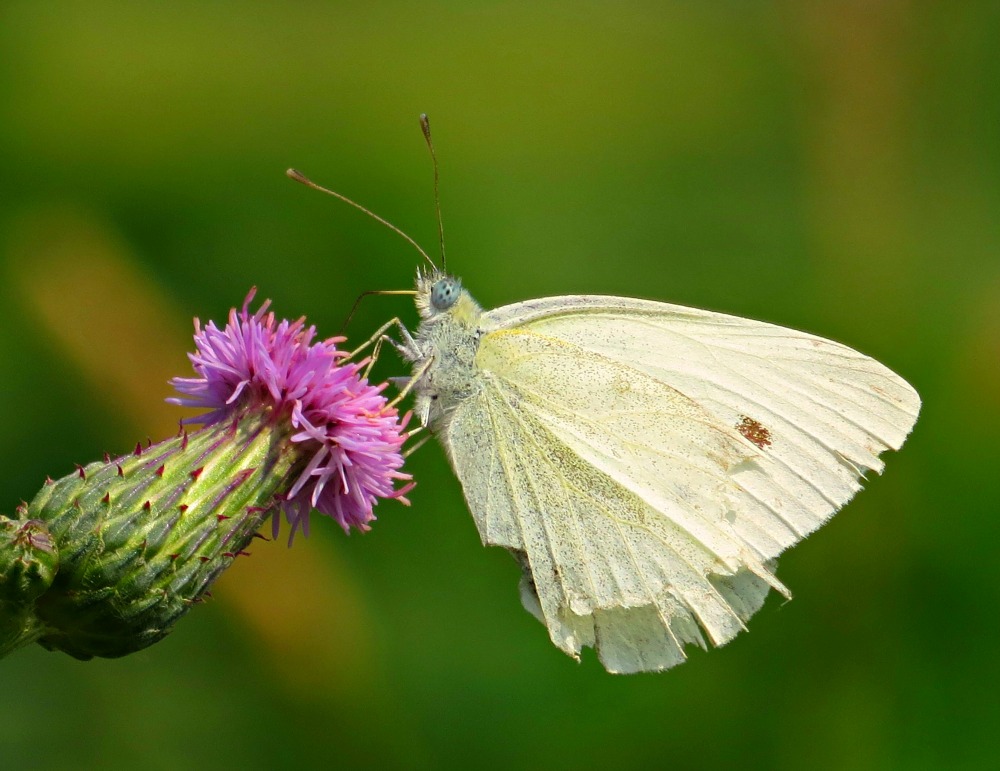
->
1, 2, 997, 769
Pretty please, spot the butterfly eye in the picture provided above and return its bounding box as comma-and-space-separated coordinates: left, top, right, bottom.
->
430, 278, 461, 310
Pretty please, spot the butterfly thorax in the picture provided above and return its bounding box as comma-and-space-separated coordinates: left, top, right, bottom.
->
407, 271, 487, 431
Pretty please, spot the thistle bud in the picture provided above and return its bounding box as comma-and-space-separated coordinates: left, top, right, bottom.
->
1, 289, 411, 659
0, 516, 57, 653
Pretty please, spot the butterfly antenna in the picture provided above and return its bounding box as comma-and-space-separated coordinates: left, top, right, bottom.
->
339, 288, 416, 334
419, 114, 447, 273
286, 168, 438, 271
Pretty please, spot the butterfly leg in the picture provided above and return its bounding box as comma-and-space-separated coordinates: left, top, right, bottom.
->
344, 317, 419, 364
342, 317, 421, 379
364, 331, 421, 381
387, 356, 433, 410
403, 427, 432, 458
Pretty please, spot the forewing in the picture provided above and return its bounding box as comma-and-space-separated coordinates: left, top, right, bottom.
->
483, 296, 921, 561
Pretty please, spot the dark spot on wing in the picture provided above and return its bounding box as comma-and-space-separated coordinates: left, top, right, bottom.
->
737, 416, 772, 449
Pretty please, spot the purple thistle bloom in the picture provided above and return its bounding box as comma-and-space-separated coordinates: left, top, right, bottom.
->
169, 288, 413, 539
2, 289, 415, 661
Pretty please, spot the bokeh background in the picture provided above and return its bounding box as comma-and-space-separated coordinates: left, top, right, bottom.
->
1, 2, 997, 769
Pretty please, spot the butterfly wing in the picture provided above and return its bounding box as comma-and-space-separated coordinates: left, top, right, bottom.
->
438, 297, 919, 673
485, 296, 920, 560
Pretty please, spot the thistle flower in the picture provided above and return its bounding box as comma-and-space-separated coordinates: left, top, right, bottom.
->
169, 288, 413, 539
1, 290, 411, 660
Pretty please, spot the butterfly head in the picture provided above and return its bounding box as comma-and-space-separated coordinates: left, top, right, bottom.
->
415, 267, 481, 323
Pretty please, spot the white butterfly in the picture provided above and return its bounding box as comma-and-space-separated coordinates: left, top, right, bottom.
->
391, 268, 920, 674
285, 155, 919, 674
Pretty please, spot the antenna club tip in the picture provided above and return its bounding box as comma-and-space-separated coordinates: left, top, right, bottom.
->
286, 168, 307, 182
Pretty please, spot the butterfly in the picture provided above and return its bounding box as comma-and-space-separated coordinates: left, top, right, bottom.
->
287, 123, 920, 673
391, 268, 920, 673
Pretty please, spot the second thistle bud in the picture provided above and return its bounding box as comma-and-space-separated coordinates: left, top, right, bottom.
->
0, 517, 58, 654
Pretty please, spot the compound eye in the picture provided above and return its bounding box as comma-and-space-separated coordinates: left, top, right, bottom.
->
430, 278, 460, 310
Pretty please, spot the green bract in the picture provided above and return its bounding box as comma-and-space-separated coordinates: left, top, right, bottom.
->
1, 411, 296, 660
